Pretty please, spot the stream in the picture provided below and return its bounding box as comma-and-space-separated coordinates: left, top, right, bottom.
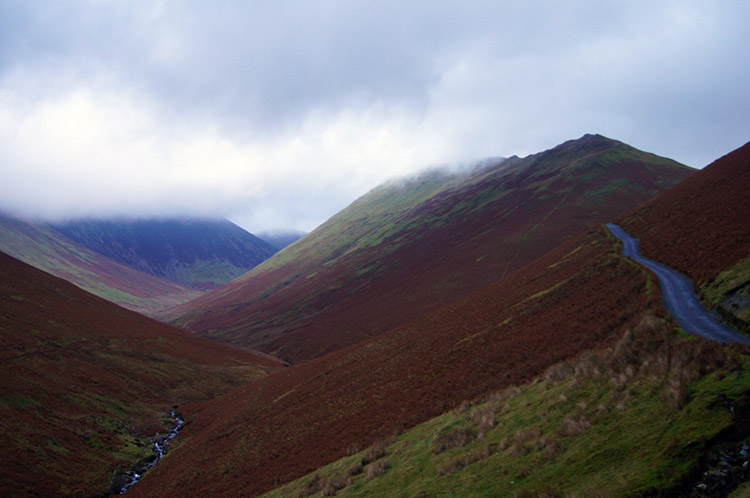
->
108, 409, 184, 495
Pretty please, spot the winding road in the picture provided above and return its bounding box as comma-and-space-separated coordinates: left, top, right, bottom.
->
606, 223, 748, 345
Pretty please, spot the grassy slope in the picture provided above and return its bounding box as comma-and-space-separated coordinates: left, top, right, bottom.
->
0, 214, 202, 316
264, 317, 750, 498
130, 224, 661, 497
0, 251, 281, 497
267, 318, 750, 498
168, 135, 694, 363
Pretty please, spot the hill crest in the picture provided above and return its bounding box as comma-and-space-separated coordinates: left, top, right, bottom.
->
167, 134, 694, 363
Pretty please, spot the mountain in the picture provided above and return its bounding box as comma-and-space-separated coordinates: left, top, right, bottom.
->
167, 134, 694, 363
129, 142, 749, 498
257, 229, 307, 250
0, 213, 201, 316
0, 250, 281, 497
50, 217, 277, 290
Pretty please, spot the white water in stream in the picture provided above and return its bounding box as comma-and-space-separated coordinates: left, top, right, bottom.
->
118, 410, 184, 495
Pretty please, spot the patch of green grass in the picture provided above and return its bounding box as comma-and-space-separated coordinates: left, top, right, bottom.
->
112, 435, 152, 462
82, 436, 106, 449
0, 395, 39, 408
64, 393, 131, 417
731, 481, 750, 498
44, 436, 71, 455
354, 263, 382, 278
172, 258, 249, 286
583, 177, 633, 203
701, 257, 750, 326
84, 416, 153, 462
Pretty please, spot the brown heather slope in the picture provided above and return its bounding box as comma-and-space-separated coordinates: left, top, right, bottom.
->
622, 142, 750, 284
131, 224, 660, 497
168, 134, 693, 363
0, 251, 281, 497
622, 142, 750, 332
0, 213, 202, 316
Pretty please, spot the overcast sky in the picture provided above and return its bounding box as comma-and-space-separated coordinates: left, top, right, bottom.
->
1, 1, 748, 233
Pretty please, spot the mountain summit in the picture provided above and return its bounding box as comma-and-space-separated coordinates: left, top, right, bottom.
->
167, 135, 694, 363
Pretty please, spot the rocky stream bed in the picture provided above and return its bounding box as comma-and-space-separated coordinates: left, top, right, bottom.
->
106, 408, 184, 495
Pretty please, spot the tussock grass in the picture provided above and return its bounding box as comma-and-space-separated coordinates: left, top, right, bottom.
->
361, 440, 387, 465
264, 315, 750, 497
433, 426, 475, 454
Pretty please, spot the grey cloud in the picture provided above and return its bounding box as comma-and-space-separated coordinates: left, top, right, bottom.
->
0, 1, 748, 232
1, 2, 657, 127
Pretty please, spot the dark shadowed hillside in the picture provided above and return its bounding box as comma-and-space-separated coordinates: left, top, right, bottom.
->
0, 213, 201, 316
51, 218, 277, 290
168, 134, 693, 363
0, 250, 281, 497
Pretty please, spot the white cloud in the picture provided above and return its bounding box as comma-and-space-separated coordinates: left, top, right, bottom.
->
0, 79, 464, 231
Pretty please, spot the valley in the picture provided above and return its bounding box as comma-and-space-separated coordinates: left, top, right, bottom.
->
1, 136, 748, 497
0, 252, 281, 496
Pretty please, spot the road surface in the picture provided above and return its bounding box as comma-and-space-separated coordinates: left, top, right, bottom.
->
606, 223, 748, 344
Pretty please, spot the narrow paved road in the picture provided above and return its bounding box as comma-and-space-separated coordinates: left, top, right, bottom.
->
606, 223, 748, 345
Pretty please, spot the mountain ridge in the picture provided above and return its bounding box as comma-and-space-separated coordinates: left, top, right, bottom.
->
129, 141, 749, 498
251, 140, 750, 498
166, 134, 694, 363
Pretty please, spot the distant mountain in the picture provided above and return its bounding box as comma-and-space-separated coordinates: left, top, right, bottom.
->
256, 229, 307, 250
0, 213, 201, 316
0, 250, 280, 497
51, 218, 277, 290
131, 142, 749, 498
167, 134, 694, 363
